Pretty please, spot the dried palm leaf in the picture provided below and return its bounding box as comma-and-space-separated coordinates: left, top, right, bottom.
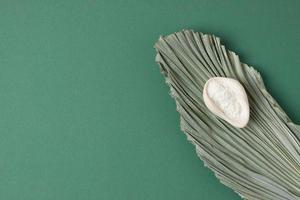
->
154, 30, 300, 200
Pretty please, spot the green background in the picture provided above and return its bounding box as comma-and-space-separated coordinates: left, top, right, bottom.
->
0, 0, 299, 199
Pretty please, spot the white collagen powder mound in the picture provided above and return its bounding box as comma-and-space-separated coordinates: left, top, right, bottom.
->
207, 80, 242, 119
203, 77, 249, 128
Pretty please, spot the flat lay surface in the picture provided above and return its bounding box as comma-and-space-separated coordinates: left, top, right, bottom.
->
0, 0, 299, 199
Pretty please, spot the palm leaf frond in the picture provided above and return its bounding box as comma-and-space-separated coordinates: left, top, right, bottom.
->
154, 30, 300, 200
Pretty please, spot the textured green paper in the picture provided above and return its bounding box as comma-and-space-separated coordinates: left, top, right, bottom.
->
155, 30, 300, 200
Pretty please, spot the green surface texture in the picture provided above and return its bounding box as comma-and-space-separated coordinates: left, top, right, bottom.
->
0, 1, 299, 199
